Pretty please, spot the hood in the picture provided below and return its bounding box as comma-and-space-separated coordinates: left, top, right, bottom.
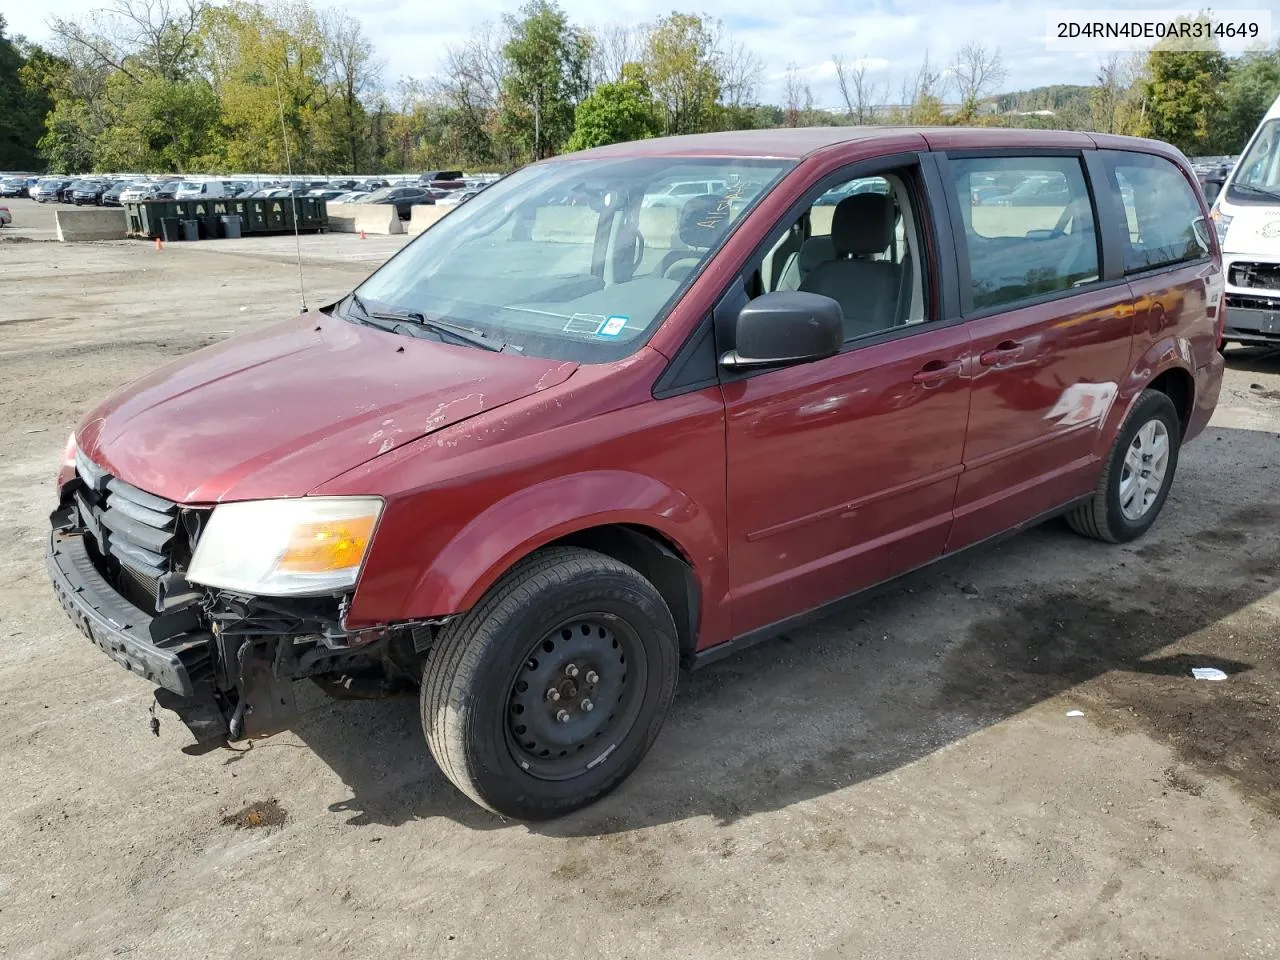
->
1222, 204, 1280, 256
76, 313, 577, 504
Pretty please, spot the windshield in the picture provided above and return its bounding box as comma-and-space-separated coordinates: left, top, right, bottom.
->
1230, 118, 1280, 201
352, 156, 792, 362
176, 182, 202, 191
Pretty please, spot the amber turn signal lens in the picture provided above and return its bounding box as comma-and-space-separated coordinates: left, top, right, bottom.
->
278, 514, 377, 573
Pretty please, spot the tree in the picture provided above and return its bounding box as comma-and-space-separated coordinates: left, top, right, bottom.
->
783, 62, 814, 127
833, 54, 882, 124
718, 35, 763, 109
435, 23, 509, 165
1219, 46, 1280, 154
0, 16, 52, 169
642, 13, 721, 135
499, 0, 589, 160
588, 23, 640, 87
43, 0, 217, 171
949, 41, 1005, 118
1140, 19, 1229, 154
565, 62, 657, 150
320, 10, 381, 173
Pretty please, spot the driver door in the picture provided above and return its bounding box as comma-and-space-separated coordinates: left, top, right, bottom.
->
721, 156, 972, 637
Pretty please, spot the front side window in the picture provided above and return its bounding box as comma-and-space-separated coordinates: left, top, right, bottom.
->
750, 167, 929, 340
354, 157, 792, 362
1106, 152, 1207, 272
948, 156, 1100, 310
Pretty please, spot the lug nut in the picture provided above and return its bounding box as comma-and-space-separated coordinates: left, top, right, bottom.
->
581, 699, 594, 712
585, 670, 599, 684
565, 663, 579, 678
556, 709, 571, 723
546, 688, 561, 702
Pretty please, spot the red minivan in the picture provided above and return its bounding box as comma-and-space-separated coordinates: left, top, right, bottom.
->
48, 128, 1225, 819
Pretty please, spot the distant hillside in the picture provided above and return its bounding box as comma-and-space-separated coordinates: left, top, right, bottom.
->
992, 84, 1095, 117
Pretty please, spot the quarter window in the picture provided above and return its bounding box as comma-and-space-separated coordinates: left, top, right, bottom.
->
948, 156, 1100, 310
1106, 152, 1206, 273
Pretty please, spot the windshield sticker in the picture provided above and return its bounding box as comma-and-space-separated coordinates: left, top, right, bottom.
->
564, 313, 605, 335
599, 315, 629, 338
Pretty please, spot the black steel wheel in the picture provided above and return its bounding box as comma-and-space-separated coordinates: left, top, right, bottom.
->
505, 616, 646, 780
421, 546, 680, 819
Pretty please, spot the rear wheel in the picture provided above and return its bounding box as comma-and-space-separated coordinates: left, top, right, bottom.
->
421, 546, 679, 819
1066, 389, 1181, 543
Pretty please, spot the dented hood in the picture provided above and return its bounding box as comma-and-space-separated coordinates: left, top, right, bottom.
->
75, 313, 576, 503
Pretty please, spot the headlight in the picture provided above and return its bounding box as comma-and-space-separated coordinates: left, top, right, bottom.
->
1209, 205, 1231, 243
187, 497, 383, 596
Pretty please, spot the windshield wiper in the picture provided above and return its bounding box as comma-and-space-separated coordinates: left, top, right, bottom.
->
346, 292, 505, 352
1231, 182, 1280, 202
345, 292, 432, 340
373, 307, 504, 353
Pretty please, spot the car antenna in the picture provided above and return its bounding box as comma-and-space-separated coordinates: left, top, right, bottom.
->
274, 71, 308, 313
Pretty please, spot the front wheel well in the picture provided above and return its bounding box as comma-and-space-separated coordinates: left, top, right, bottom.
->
548, 525, 699, 665
1147, 367, 1194, 436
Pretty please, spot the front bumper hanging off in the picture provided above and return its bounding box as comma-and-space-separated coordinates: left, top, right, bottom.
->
47, 528, 207, 698
47, 497, 428, 748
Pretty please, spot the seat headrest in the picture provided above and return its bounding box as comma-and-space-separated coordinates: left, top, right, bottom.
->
677, 194, 731, 249
831, 192, 895, 256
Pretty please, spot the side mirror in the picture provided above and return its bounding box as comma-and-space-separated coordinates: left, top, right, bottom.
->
1191, 216, 1211, 253
720, 291, 844, 371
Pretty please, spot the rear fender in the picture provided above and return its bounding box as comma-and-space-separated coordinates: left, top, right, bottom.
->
1095, 334, 1195, 458
403, 470, 717, 619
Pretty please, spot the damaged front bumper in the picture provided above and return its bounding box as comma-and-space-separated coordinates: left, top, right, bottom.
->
47, 499, 435, 749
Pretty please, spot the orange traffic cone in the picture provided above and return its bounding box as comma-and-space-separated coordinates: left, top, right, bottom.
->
359, 230, 366, 240
155, 236, 163, 251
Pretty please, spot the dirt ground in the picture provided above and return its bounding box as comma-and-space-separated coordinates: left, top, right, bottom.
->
2, 197, 1279, 959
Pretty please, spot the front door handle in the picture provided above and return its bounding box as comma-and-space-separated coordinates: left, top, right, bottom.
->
911, 359, 963, 386
979, 340, 1024, 366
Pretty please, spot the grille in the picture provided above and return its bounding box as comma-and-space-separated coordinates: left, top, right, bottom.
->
101, 478, 177, 610
75, 454, 184, 612
1228, 262, 1280, 291
1226, 293, 1280, 313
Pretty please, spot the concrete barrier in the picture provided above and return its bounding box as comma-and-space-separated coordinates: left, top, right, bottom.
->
407, 204, 450, 236
323, 202, 403, 235
354, 203, 404, 235
55, 208, 128, 242
325, 202, 357, 233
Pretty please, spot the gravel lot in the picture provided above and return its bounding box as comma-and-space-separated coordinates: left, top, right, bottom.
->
2, 197, 1279, 960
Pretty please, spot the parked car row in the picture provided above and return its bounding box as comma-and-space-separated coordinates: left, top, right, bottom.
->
0, 171, 499, 208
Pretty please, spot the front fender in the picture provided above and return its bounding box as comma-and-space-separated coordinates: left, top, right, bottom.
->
403, 470, 717, 617
1095, 333, 1195, 458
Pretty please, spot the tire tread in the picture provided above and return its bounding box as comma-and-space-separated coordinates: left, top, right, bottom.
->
420, 546, 676, 817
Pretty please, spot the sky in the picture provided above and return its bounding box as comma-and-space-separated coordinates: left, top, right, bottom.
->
7, 0, 1278, 108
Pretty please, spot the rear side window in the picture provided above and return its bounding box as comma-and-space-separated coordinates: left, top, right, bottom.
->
947, 156, 1100, 310
1105, 152, 1206, 273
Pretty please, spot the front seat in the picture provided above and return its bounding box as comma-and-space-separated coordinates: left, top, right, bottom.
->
657, 194, 730, 282
799, 193, 900, 339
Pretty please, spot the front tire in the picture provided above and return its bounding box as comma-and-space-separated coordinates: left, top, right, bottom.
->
1066, 389, 1181, 543
421, 546, 680, 820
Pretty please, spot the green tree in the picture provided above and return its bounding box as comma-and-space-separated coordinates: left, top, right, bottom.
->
0, 15, 51, 169
1220, 46, 1280, 154
500, 0, 589, 160
565, 63, 657, 150
1140, 21, 1229, 154
642, 13, 721, 135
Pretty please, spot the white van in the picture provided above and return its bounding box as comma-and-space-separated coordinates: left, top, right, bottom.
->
173, 180, 226, 200
1213, 93, 1280, 346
